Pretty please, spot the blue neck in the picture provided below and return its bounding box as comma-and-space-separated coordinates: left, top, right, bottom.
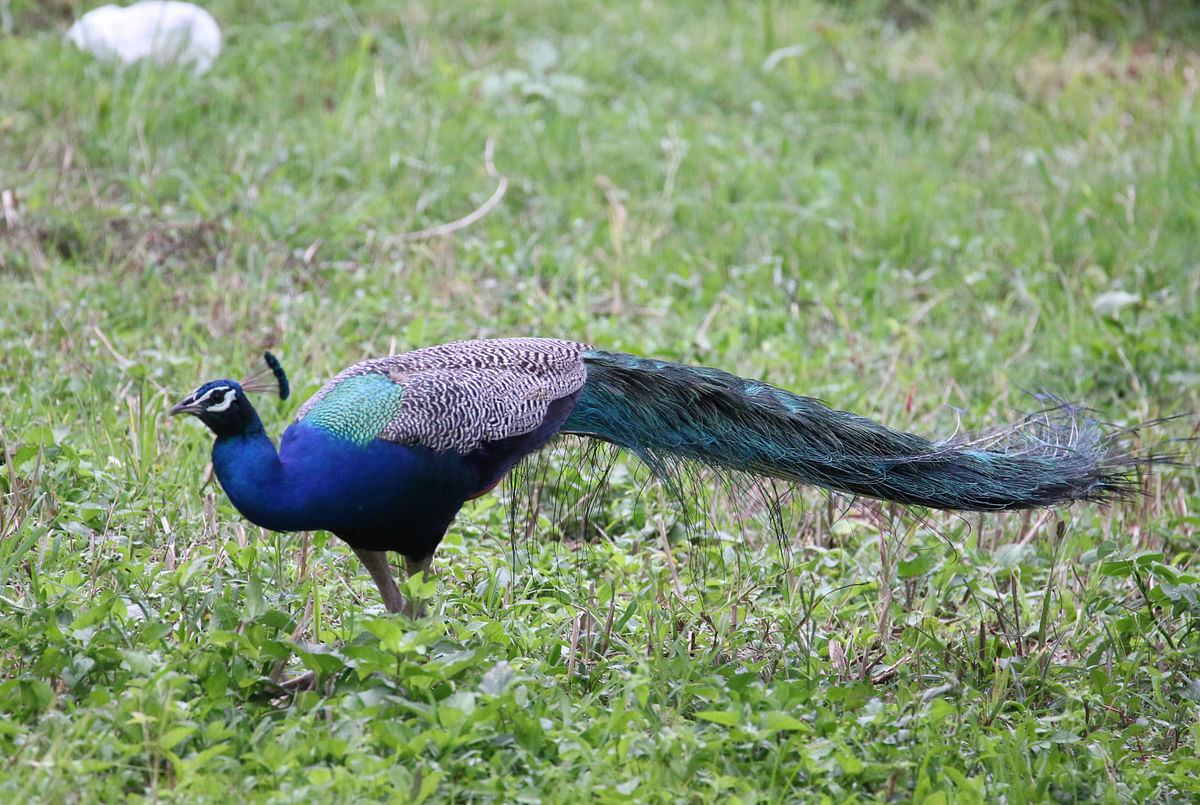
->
211, 422, 316, 533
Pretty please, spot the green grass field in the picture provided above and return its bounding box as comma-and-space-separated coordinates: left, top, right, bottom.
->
3, 0, 1199, 801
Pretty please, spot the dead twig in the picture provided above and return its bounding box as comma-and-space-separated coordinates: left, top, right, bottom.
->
93, 325, 134, 369
2, 189, 19, 229
386, 138, 508, 244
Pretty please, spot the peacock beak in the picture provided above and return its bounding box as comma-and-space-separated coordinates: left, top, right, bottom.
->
169, 394, 203, 416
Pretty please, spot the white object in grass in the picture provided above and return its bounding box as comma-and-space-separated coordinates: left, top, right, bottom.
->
66, 1, 221, 75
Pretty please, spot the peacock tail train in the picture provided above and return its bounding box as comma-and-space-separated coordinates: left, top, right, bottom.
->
565, 351, 1142, 511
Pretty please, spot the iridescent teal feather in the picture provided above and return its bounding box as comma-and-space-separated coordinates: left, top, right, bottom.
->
300, 373, 406, 448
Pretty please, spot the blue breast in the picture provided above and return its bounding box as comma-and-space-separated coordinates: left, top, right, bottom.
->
282, 422, 483, 555
211, 420, 484, 558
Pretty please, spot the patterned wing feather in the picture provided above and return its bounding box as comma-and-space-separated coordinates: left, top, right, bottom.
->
296, 338, 589, 451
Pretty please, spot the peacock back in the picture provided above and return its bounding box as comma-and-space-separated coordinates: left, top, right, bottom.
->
294, 338, 590, 451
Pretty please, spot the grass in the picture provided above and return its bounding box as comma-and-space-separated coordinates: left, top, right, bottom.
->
2, 0, 1199, 800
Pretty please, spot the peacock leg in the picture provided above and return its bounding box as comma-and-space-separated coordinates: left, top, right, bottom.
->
351, 547, 413, 616
403, 554, 432, 579
401, 555, 433, 617
277, 547, 422, 693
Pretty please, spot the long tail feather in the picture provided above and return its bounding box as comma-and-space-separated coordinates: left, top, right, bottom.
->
563, 351, 1154, 511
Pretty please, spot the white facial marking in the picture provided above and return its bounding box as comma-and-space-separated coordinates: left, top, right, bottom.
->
189, 386, 222, 407
203, 387, 238, 413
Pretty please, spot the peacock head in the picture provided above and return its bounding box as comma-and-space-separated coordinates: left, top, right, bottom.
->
170, 352, 290, 436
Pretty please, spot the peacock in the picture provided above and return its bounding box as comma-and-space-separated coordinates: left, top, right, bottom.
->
171, 337, 1151, 616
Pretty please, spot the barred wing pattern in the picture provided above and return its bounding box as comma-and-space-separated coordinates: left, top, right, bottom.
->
295, 338, 590, 452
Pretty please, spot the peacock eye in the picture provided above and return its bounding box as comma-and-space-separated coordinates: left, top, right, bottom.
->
205, 387, 239, 413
